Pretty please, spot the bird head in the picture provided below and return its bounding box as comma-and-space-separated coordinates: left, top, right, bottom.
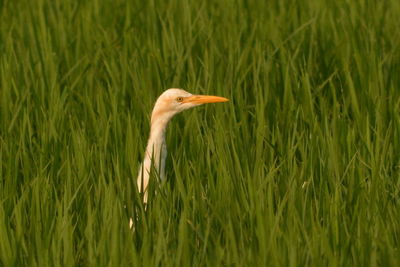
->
151, 88, 229, 125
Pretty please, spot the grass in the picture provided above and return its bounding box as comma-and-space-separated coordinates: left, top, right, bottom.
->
1, 0, 400, 266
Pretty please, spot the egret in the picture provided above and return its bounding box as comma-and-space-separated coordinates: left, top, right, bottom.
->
137, 88, 229, 203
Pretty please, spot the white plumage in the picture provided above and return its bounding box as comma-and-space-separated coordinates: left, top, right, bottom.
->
137, 88, 229, 203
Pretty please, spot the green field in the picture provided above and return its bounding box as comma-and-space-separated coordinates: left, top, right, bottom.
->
1, 0, 399, 266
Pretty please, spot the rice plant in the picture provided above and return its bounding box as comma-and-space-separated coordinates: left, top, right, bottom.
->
0, 0, 399, 266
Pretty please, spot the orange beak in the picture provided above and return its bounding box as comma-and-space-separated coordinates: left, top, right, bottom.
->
182, 95, 229, 104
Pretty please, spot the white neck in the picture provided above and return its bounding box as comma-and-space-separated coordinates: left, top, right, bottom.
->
137, 112, 173, 201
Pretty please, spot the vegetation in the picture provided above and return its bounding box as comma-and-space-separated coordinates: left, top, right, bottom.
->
1, 0, 399, 265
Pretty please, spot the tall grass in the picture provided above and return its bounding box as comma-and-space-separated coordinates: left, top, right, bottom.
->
1, 0, 399, 265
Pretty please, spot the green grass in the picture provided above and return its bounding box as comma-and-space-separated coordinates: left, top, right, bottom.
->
1, 0, 400, 266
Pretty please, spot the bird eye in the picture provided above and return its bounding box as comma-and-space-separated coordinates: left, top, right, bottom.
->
176, 97, 184, 102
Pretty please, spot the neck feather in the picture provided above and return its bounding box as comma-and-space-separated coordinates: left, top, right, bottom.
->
141, 113, 172, 181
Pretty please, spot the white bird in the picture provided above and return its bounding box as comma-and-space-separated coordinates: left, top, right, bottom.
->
137, 88, 229, 203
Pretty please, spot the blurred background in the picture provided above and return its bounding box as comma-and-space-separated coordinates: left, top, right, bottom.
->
0, 0, 399, 266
